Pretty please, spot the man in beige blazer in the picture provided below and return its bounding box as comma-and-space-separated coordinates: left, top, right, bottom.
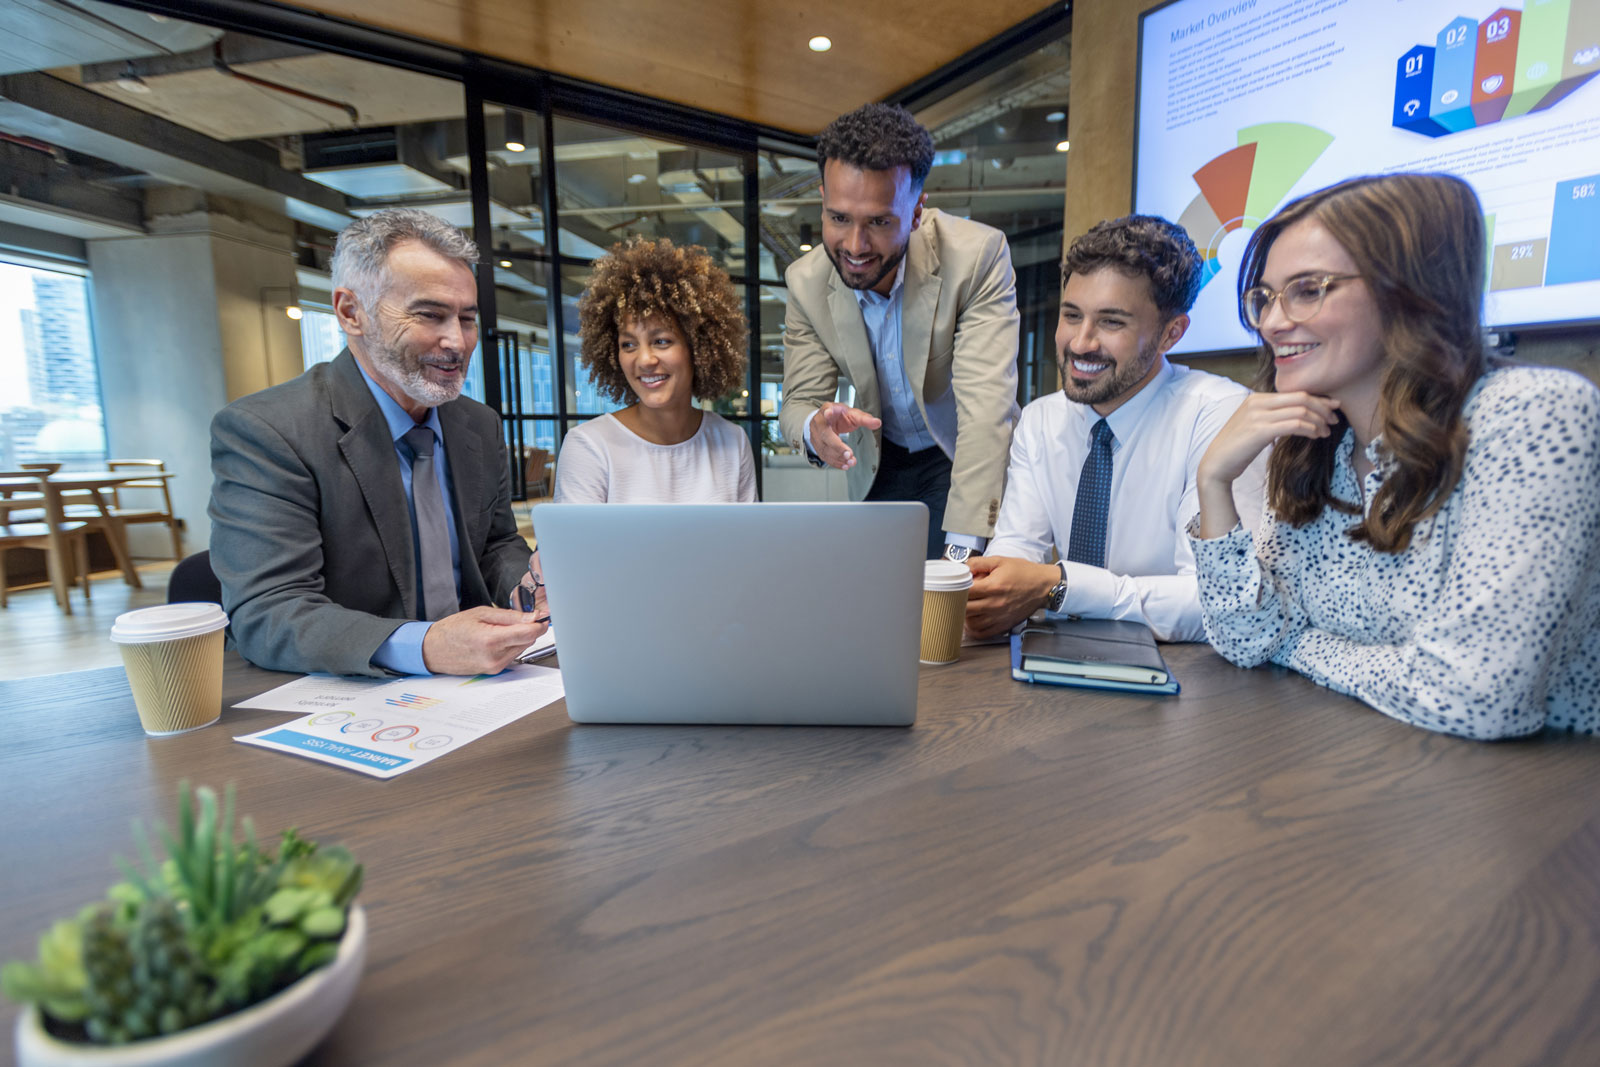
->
779, 103, 1021, 560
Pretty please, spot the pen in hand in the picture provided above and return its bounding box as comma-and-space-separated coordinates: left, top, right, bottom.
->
514, 558, 549, 621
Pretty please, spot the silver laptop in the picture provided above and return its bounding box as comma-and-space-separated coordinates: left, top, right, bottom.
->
533, 503, 926, 725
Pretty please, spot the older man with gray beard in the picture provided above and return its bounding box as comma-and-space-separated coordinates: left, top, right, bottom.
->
208, 208, 547, 676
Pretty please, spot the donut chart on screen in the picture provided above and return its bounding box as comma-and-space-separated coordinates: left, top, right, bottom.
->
1393, 2, 1600, 138
1176, 122, 1335, 291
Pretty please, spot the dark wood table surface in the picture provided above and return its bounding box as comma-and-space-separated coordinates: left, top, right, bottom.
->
3, 644, 1596, 1066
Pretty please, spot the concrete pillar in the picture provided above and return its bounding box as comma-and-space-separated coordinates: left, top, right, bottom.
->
88, 191, 303, 557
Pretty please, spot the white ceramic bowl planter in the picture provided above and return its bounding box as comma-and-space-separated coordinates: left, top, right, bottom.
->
14, 906, 365, 1067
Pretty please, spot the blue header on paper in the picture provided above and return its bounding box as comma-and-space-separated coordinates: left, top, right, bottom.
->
260, 729, 414, 770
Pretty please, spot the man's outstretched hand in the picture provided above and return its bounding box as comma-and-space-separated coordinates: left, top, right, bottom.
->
809, 402, 883, 470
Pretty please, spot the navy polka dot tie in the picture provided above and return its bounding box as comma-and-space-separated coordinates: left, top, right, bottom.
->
1066, 418, 1114, 568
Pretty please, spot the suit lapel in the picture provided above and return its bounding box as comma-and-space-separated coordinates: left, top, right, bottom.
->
329, 351, 419, 618
902, 222, 942, 405
826, 273, 881, 416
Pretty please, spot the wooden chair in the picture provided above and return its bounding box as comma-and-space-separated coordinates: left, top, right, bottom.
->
0, 520, 91, 609
64, 459, 184, 561
0, 470, 46, 525
523, 447, 553, 497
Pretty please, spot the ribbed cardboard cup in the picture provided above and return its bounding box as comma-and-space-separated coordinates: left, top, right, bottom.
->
920, 560, 973, 665
110, 603, 229, 737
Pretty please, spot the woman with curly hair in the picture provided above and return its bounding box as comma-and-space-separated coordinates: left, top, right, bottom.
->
1188, 173, 1600, 740
554, 237, 756, 503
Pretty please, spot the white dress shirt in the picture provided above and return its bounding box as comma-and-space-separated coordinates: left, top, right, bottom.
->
554, 411, 756, 503
987, 360, 1264, 641
1190, 366, 1600, 740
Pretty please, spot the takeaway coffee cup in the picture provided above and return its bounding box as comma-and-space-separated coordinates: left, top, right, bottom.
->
920, 559, 973, 665
110, 603, 229, 736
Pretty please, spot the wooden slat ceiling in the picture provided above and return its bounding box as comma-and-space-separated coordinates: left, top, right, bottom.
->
281, 0, 1053, 134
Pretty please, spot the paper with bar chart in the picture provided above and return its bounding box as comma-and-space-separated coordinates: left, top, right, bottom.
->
233, 665, 565, 778
1138, 0, 1600, 353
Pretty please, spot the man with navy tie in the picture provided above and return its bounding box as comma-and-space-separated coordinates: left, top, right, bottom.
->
209, 209, 546, 676
964, 215, 1266, 642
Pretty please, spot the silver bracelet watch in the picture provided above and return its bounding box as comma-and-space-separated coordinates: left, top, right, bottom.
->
1044, 560, 1068, 613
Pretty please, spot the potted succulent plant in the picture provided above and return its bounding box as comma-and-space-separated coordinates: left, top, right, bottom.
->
4, 783, 365, 1067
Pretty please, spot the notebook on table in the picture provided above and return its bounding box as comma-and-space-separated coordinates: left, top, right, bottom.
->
1010, 616, 1180, 695
532, 502, 927, 725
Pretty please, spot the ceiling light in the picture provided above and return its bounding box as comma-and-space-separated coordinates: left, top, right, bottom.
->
809, 36, 832, 52
284, 306, 303, 321
499, 260, 513, 268
741, 389, 750, 397
1046, 111, 1066, 123
1055, 140, 1071, 153
799, 222, 814, 252
628, 173, 648, 185
504, 111, 526, 153
799, 243, 813, 251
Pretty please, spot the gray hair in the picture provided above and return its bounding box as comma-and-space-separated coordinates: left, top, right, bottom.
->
330, 208, 479, 310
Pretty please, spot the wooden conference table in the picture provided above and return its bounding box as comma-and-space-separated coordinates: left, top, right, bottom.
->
3, 644, 1596, 1066
0, 471, 174, 610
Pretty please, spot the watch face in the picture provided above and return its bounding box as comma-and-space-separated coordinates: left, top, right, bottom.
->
943, 545, 971, 564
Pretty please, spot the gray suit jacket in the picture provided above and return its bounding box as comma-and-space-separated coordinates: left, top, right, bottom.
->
208, 350, 531, 676
777, 209, 1021, 538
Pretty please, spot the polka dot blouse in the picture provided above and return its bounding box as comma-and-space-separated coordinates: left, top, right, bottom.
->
1189, 365, 1600, 740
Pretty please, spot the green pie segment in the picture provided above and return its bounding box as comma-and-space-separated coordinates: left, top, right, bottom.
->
1236, 122, 1335, 223
1179, 122, 1335, 290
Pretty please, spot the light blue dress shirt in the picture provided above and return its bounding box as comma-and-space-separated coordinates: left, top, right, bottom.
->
855, 262, 939, 453
356, 363, 462, 676
803, 260, 983, 551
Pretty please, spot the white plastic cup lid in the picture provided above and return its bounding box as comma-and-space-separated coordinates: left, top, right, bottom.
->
923, 559, 973, 591
110, 603, 229, 644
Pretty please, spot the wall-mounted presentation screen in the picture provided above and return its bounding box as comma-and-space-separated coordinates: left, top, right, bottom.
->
1136, 0, 1600, 354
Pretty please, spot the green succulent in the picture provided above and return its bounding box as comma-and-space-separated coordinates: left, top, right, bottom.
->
2, 782, 362, 1047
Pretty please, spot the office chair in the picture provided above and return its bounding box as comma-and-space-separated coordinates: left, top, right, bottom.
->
168, 550, 223, 605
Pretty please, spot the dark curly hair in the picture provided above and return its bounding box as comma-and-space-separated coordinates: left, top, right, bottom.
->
576, 237, 748, 405
1061, 215, 1203, 320
816, 103, 935, 186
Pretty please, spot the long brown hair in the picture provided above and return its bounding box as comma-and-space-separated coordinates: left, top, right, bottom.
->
1236, 173, 1488, 552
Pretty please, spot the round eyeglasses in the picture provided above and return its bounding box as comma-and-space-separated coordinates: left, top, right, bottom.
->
1242, 273, 1362, 330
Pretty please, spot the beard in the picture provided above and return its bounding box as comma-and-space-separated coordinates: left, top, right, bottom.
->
1058, 335, 1161, 408
369, 336, 467, 408
825, 240, 909, 293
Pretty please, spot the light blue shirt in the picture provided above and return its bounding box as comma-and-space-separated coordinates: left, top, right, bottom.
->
855, 261, 939, 454
356, 363, 462, 676
803, 260, 983, 551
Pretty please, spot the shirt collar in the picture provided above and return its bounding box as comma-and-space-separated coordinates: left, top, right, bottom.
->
852, 257, 906, 309
1064, 358, 1176, 441
354, 358, 444, 446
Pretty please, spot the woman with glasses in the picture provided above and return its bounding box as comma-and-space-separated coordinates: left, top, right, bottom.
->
1187, 172, 1599, 740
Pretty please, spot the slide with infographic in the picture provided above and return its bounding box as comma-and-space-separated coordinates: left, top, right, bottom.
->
1137, 0, 1600, 353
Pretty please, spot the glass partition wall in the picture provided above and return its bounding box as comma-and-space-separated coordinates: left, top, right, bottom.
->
473, 102, 835, 501
26, 1, 1066, 507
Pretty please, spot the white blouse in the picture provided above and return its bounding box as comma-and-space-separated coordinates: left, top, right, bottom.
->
1189, 365, 1600, 740
553, 410, 757, 504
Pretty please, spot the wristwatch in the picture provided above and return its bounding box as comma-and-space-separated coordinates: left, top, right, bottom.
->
942, 544, 972, 564
1044, 561, 1069, 613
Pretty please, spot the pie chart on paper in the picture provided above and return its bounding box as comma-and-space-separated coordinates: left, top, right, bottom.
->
1176, 122, 1335, 291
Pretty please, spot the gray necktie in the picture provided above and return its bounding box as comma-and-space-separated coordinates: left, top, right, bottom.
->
402, 425, 459, 621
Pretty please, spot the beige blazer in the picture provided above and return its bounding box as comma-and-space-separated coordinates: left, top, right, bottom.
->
778, 209, 1021, 538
